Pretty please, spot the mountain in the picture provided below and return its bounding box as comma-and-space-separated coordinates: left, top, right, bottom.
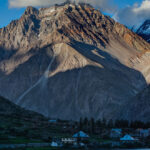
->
0, 3, 150, 121
137, 20, 150, 43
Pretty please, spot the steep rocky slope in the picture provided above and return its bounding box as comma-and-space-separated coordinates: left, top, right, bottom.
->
0, 3, 150, 120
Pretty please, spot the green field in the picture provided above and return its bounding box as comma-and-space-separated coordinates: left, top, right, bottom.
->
2, 147, 85, 150
0, 113, 73, 144
2, 148, 57, 150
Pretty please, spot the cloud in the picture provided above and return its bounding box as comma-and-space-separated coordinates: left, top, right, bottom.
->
9, 0, 116, 13
9, 0, 66, 8
9, 0, 150, 28
114, 0, 150, 28
85, 0, 117, 13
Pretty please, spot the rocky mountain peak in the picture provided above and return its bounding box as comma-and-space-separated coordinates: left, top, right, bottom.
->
143, 20, 150, 25
137, 20, 150, 34
24, 6, 39, 16
1, 3, 149, 52
137, 19, 150, 43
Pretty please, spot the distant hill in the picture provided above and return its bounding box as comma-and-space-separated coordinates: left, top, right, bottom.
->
0, 96, 47, 120
0, 96, 67, 144
137, 20, 150, 43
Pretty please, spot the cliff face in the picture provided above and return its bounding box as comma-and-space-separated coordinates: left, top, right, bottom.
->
0, 3, 150, 120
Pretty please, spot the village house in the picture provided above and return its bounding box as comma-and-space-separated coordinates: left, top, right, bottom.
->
72, 131, 89, 143
73, 131, 89, 139
120, 134, 137, 143
48, 119, 57, 123
60, 131, 89, 146
51, 141, 59, 147
110, 128, 122, 138
61, 138, 77, 144
137, 129, 150, 138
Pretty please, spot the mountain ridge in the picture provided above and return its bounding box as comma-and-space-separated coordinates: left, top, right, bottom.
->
0, 3, 150, 121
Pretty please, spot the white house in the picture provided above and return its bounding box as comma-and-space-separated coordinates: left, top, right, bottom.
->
73, 131, 89, 138
61, 138, 77, 144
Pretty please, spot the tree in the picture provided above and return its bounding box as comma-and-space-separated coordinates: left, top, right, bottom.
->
122, 120, 129, 128
79, 117, 83, 130
115, 120, 121, 128
96, 119, 102, 128
130, 120, 144, 129
102, 118, 106, 128
107, 119, 114, 128
48, 136, 52, 143
90, 118, 95, 134
145, 122, 150, 129
83, 117, 89, 131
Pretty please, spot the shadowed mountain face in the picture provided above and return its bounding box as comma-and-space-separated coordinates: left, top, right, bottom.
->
0, 3, 150, 120
137, 20, 150, 43
122, 85, 150, 122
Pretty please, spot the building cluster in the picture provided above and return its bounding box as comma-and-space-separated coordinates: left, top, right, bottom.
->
110, 128, 150, 140
50, 128, 150, 148
48, 119, 150, 148
50, 131, 89, 147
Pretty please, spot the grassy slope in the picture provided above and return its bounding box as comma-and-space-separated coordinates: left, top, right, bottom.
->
0, 96, 71, 144
2, 148, 85, 150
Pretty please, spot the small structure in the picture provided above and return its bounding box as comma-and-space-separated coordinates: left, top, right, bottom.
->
73, 131, 89, 139
120, 134, 136, 142
110, 129, 122, 138
48, 119, 57, 123
51, 141, 59, 147
79, 142, 85, 147
137, 129, 150, 137
61, 138, 77, 144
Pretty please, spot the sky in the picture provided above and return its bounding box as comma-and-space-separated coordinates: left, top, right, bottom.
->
0, 0, 149, 29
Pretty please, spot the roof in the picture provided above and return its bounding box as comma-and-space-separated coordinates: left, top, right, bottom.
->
51, 141, 58, 147
112, 128, 122, 132
48, 119, 57, 123
111, 129, 122, 135
120, 135, 135, 141
73, 131, 89, 138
